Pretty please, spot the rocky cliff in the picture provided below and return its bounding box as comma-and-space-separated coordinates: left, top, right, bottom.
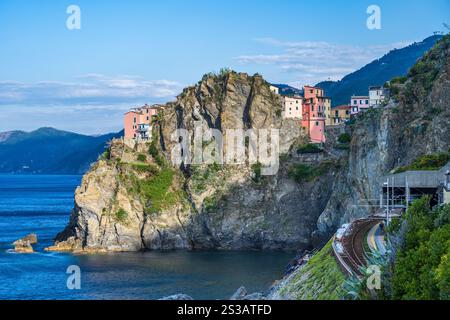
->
269, 34, 450, 299
314, 34, 450, 244
48, 71, 338, 252
48, 35, 450, 255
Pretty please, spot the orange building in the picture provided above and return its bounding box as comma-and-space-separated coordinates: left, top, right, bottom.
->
302, 86, 326, 143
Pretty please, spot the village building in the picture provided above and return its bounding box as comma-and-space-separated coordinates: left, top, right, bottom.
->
283, 95, 303, 119
269, 85, 279, 95
302, 86, 326, 143
369, 86, 389, 107
124, 104, 160, 140
331, 105, 351, 125
350, 95, 370, 115
323, 97, 332, 126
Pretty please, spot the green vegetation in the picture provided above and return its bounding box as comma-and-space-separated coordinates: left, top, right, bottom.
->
297, 143, 323, 154
99, 149, 110, 161
130, 163, 159, 175
394, 151, 450, 173
391, 197, 450, 300
121, 164, 183, 215
190, 163, 222, 193
148, 139, 165, 167
390, 76, 408, 85
137, 153, 147, 162
251, 162, 262, 183
338, 133, 351, 144
288, 161, 334, 183
138, 168, 177, 214
115, 208, 128, 222
279, 240, 346, 300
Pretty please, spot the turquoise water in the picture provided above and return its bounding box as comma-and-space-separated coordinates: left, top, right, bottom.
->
0, 175, 293, 300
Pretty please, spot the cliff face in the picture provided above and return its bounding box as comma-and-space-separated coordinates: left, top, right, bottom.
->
49, 36, 450, 255
269, 36, 450, 300
315, 35, 450, 243
48, 71, 336, 252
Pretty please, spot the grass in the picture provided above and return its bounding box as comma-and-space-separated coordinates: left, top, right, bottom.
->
394, 151, 450, 173
279, 240, 346, 300
130, 163, 159, 174
139, 168, 176, 214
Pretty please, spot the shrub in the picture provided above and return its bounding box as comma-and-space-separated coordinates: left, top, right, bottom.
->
115, 208, 128, 222
252, 162, 262, 183
297, 143, 323, 154
394, 152, 450, 173
390, 76, 408, 85
338, 133, 351, 144
137, 154, 147, 162
131, 163, 159, 175
99, 149, 110, 160
148, 140, 165, 167
391, 199, 450, 300
288, 161, 334, 183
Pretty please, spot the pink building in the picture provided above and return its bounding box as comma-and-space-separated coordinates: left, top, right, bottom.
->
302, 86, 326, 143
124, 104, 159, 140
350, 96, 370, 115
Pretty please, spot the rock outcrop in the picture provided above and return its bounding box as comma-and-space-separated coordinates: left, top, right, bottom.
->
49, 71, 336, 252
49, 35, 450, 256
13, 234, 37, 253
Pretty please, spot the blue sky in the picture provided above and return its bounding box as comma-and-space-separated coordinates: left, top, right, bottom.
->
1, 0, 449, 134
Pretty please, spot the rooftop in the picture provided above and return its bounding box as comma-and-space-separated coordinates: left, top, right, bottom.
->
333, 105, 350, 110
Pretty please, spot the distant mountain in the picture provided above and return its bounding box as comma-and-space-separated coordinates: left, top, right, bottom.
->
0, 128, 122, 174
270, 84, 303, 96
315, 35, 443, 106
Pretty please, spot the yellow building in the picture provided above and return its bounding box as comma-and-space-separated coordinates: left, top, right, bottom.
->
324, 97, 332, 126
331, 105, 351, 125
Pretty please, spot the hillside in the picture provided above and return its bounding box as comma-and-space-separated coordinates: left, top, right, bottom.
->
316, 35, 442, 106
0, 128, 122, 174
269, 34, 450, 300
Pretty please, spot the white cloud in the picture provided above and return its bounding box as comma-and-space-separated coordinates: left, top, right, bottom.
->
0, 74, 184, 106
235, 38, 410, 86
0, 74, 184, 134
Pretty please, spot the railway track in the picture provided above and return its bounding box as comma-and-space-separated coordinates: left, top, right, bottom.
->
333, 218, 383, 277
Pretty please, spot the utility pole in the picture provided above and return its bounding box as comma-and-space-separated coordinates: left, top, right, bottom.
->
384, 180, 389, 224
406, 175, 409, 210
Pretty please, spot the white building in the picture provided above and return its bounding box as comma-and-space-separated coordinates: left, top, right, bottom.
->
283, 95, 303, 119
269, 85, 279, 95
369, 86, 389, 107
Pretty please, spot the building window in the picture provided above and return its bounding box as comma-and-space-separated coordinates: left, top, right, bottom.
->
366, 100, 369, 104
315, 121, 319, 126
353, 100, 357, 105
311, 105, 314, 112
